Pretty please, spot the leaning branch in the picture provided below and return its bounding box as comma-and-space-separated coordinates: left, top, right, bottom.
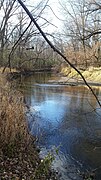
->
16, 0, 101, 107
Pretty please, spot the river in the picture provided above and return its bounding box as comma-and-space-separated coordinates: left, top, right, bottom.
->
17, 73, 101, 180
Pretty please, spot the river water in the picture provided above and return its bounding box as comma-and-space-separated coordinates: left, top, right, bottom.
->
18, 73, 101, 179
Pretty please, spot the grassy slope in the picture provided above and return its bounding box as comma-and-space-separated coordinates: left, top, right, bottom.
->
60, 66, 101, 83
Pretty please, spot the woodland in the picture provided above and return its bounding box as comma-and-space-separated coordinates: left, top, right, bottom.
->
0, 0, 101, 71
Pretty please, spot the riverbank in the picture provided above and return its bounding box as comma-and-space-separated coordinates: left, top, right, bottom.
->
60, 66, 101, 84
0, 70, 57, 180
48, 66, 101, 88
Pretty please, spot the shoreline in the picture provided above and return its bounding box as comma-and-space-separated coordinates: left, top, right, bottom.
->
0, 71, 58, 180
1, 66, 101, 87
48, 76, 101, 87
59, 66, 101, 87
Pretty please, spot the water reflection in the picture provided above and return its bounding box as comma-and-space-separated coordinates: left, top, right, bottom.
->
18, 73, 101, 179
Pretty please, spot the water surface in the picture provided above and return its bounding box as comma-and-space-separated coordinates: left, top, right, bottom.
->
18, 73, 101, 179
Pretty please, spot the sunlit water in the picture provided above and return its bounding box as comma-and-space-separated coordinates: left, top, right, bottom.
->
17, 73, 101, 179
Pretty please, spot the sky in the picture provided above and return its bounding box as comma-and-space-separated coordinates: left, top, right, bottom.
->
0, 0, 63, 35
28, 0, 63, 33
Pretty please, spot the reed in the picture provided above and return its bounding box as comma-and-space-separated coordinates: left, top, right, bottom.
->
0, 72, 30, 156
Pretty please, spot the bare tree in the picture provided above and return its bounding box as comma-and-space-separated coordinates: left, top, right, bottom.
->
0, 0, 16, 65
59, 0, 101, 67
59, 0, 90, 66
85, 0, 101, 64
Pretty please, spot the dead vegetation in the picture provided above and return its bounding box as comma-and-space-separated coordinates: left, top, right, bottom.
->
0, 87, 29, 152
60, 66, 101, 83
0, 71, 57, 179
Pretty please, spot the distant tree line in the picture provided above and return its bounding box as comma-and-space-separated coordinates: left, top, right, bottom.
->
0, 0, 101, 71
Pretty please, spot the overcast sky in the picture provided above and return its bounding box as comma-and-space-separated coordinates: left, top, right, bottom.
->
0, 0, 63, 33
28, 0, 63, 33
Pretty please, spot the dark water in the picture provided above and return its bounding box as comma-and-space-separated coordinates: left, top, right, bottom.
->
18, 73, 101, 179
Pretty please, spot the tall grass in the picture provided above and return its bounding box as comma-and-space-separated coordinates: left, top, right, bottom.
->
0, 72, 30, 156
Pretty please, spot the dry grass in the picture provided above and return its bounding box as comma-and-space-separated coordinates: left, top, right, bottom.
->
60, 66, 101, 83
0, 72, 30, 155
87, 68, 101, 82
60, 67, 71, 76
0, 67, 18, 73
82, 70, 92, 79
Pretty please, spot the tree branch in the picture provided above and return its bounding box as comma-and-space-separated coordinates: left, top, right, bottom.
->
83, 30, 101, 40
